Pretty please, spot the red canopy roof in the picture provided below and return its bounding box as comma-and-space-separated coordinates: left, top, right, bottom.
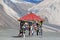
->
18, 12, 44, 21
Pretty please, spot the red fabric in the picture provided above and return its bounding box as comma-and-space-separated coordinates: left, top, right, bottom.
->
18, 12, 44, 21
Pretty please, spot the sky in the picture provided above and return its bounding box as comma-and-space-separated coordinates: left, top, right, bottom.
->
23, 0, 43, 4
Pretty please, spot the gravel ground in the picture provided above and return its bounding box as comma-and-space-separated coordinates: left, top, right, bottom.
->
0, 29, 60, 40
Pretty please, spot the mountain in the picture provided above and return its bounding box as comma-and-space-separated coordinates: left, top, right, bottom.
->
0, 0, 59, 32
3, 0, 35, 17
0, 4, 19, 30
0, 0, 35, 30
29, 0, 60, 26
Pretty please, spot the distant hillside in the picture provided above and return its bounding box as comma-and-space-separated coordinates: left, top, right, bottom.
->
3, 0, 35, 17
0, 0, 60, 32
29, 0, 60, 26
0, 4, 19, 30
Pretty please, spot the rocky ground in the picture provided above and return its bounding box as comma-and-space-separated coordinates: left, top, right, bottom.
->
0, 29, 60, 40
